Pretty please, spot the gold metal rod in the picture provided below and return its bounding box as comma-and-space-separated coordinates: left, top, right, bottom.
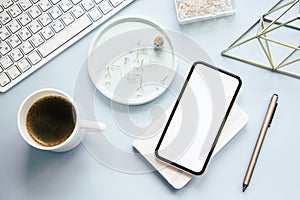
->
223, 53, 300, 79
276, 68, 300, 78
258, 0, 299, 34
277, 48, 298, 68
259, 18, 297, 35
263, 0, 297, 16
222, 53, 274, 70
259, 36, 300, 50
224, 19, 261, 51
257, 37, 274, 69
223, 17, 297, 54
263, 17, 300, 30
277, 57, 300, 69
259, 18, 275, 69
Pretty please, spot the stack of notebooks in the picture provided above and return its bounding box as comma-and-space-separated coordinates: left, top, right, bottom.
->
132, 104, 248, 189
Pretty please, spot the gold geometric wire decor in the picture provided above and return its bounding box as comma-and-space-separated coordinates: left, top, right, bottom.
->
221, 0, 300, 78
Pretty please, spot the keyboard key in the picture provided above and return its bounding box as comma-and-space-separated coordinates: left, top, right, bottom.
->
18, 58, 31, 72
49, 6, 62, 19
38, 0, 52, 11
20, 41, 34, 54
99, 0, 112, 14
50, 0, 61, 4
11, 49, 24, 62
94, 0, 102, 4
51, 20, 64, 32
81, 0, 94, 11
18, 13, 32, 26
0, 26, 11, 40
8, 35, 22, 48
88, 8, 102, 21
72, 6, 84, 18
59, 0, 72, 12
28, 20, 42, 33
19, 27, 32, 41
71, 0, 82, 4
41, 27, 55, 40
0, 73, 10, 87
0, 42, 11, 56
8, 4, 22, 17
3, 0, 13, 9
7, 66, 21, 79
39, 13, 52, 26
39, 15, 92, 57
28, 5, 42, 19
0, 11, 12, 24
7, 20, 22, 33
30, 34, 44, 47
18, 0, 32, 11
62, 12, 74, 25
28, 51, 41, 64
0, 56, 13, 69
109, 0, 122, 7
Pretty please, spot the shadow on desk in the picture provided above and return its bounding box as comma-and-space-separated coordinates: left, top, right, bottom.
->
23, 146, 81, 192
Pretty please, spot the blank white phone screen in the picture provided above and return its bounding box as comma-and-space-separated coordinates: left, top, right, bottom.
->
157, 63, 240, 173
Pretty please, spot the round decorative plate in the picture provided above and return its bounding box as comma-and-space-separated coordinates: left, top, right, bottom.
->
88, 17, 177, 105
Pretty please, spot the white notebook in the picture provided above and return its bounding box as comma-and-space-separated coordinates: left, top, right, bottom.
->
132, 104, 248, 189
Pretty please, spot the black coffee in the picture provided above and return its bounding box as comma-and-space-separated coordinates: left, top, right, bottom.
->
26, 95, 76, 147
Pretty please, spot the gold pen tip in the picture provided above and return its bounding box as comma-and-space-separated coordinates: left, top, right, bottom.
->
243, 184, 248, 192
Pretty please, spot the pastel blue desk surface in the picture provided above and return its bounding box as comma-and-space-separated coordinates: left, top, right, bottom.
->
1, 0, 299, 199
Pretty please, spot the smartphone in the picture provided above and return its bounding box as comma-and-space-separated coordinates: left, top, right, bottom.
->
155, 61, 242, 175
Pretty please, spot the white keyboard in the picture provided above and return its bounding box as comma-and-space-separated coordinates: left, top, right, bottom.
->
0, 0, 135, 92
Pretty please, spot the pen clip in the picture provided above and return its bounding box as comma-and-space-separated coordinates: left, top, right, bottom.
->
268, 103, 278, 127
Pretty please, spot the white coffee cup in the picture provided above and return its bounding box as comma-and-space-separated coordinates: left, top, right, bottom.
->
17, 88, 106, 152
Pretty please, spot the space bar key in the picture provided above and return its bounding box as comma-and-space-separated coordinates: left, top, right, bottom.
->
39, 15, 92, 58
